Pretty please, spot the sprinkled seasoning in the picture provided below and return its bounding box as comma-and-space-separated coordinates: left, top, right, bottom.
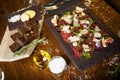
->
8, 14, 21, 23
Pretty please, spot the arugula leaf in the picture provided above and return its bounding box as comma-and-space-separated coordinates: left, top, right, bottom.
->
65, 11, 71, 15
88, 29, 96, 34
78, 14, 82, 18
87, 18, 93, 29
77, 39, 84, 46
14, 37, 46, 56
107, 63, 120, 75
82, 51, 91, 59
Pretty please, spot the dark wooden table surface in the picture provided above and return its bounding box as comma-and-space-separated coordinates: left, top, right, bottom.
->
0, 0, 120, 80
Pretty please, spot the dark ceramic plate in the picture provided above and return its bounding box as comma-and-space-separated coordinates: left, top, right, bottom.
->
6, 6, 41, 31
45, 2, 120, 70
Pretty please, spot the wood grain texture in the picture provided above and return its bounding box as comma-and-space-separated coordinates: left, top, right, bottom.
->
0, 0, 120, 80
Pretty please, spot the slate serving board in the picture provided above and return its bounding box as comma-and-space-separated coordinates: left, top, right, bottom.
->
45, 2, 120, 70
6, 6, 41, 30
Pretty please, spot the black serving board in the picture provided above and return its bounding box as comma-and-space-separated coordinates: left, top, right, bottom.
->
45, 2, 120, 70
6, 6, 41, 31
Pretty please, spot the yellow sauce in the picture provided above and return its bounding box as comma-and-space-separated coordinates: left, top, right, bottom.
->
33, 50, 51, 69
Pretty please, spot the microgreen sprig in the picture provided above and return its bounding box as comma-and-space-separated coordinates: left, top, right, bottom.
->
14, 37, 46, 56
107, 63, 120, 75
82, 51, 91, 59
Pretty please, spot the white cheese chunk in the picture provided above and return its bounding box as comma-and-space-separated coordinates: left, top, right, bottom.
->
51, 15, 59, 26
61, 15, 72, 24
45, 5, 58, 10
72, 41, 78, 46
75, 6, 84, 13
73, 15, 79, 27
93, 38, 101, 43
77, 33, 82, 37
95, 26, 101, 31
82, 44, 90, 52
68, 36, 80, 42
80, 29, 89, 35
81, 12, 86, 16
102, 38, 107, 47
80, 20, 90, 24
61, 25, 70, 33
94, 32, 101, 38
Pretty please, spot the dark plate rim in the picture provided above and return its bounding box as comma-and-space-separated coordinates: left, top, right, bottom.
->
45, 2, 120, 70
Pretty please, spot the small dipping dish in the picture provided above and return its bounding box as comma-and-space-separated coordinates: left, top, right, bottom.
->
33, 50, 51, 69
48, 56, 67, 74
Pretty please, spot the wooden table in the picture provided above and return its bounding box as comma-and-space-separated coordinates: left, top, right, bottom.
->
0, 0, 120, 80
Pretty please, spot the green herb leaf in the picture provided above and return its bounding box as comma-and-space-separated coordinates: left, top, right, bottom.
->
77, 39, 84, 46
87, 18, 93, 29
78, 14, 82, 18
65, 11, 71, 15
107, 63, 120, 75
88, 29, 96, 33
14, 37, 46, 56
82, 52, 91, 59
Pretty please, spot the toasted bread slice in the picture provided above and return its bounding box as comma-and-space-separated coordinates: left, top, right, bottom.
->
24, 10, 36, 19
20, 13, 30, 22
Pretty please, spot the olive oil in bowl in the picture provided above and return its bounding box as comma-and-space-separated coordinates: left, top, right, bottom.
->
33, 50, 51, 69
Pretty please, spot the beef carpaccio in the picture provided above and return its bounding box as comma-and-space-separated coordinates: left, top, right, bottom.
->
45, 1, 120, 70
51, 6, 114, 59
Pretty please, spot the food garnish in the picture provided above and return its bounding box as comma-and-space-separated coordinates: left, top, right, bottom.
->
8, 14, 21, 23
33, 50, 51, 69
14, 37, 46, 56
51, 6, 114, 59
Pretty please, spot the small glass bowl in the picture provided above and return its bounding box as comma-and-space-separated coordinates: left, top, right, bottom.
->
48, 56, 67, 74
33, 50, 51, 69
